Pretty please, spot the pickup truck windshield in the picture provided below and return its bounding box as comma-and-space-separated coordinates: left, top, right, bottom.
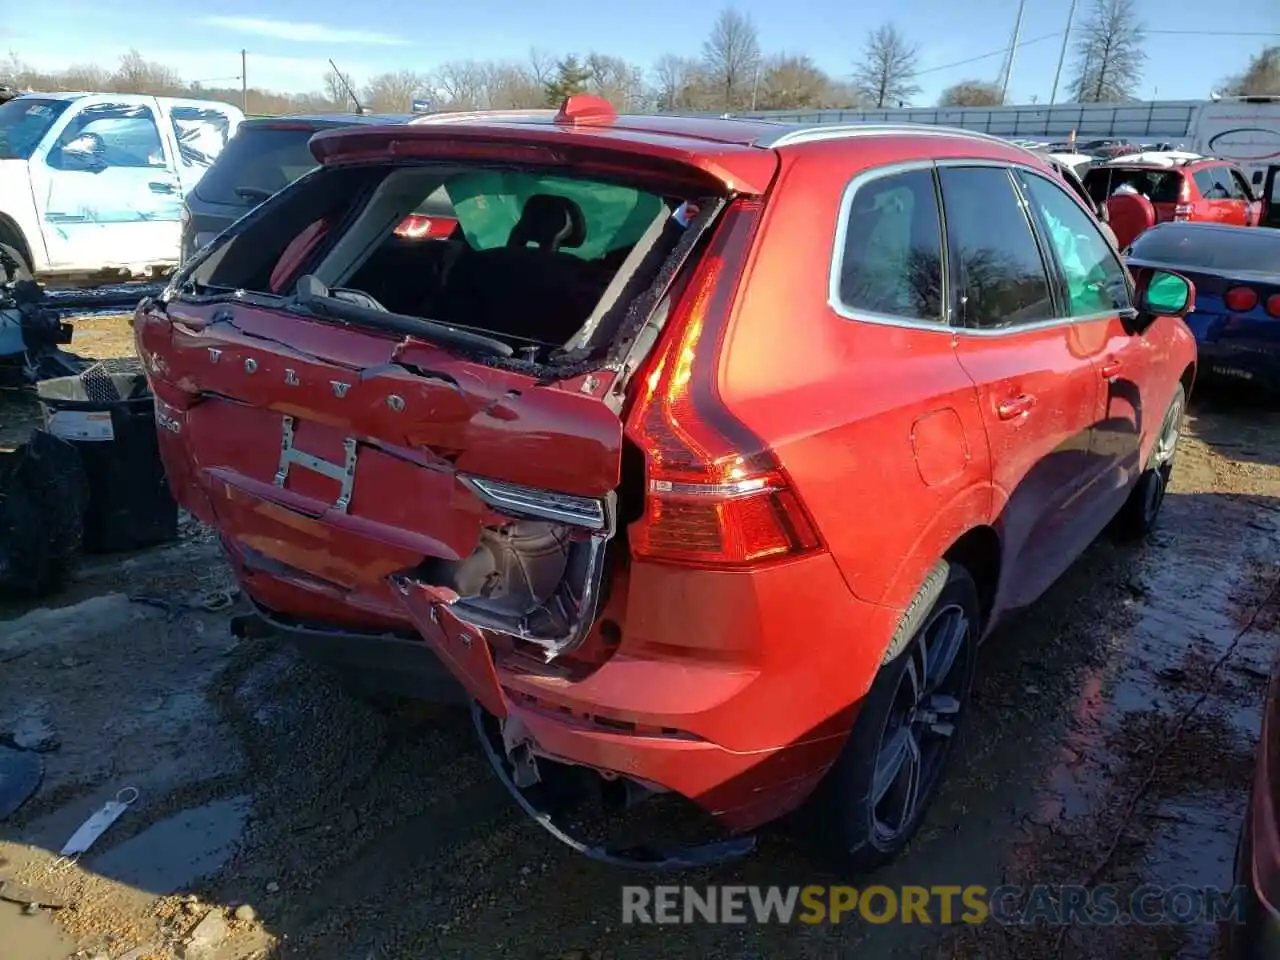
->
0, 98, 72, 159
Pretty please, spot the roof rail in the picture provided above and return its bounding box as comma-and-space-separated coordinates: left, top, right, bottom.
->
754, 122, 1041, 156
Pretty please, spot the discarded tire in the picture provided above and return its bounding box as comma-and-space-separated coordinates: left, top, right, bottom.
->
0, 429, 89, 599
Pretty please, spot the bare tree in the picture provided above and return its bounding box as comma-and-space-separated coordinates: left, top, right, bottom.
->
1221, 46, 1280, 96
484, 62, 543, 108
527, 48, 558, 90
701, 6, 761, 111
757, 54, 830, 110
430, 60, 488, 110
585, 53, 646, 111
362, 70, 424, 113
112, 50, 182, 95
1068, 0, 1147, 103
652, 55, 706, 112
853, 23, 920, 108
59, 63, 112, 92
938, 79, 1005, 107
323, 66, 359, 110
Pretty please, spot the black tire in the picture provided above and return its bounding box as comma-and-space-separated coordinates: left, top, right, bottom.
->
0, 431, 90, 599
808, 560, 980, 874
0, 241, 32, 283
1113, 382, 1185, 540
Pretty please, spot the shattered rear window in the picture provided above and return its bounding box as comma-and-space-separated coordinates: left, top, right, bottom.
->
446, 171, 665, 260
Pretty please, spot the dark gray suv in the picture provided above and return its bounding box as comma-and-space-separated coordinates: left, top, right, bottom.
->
180, 113, 457, 263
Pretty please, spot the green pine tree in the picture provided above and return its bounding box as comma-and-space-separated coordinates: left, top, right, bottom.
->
544, 54, 593, 106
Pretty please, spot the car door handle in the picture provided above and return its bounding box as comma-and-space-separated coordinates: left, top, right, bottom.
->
1100, 359, 1123, 379
996, 394, 1036, 420
148, 181, 176, 194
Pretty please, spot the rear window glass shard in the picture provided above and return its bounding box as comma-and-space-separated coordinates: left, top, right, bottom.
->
183, 162, 696, 368
836, 168, 945, 322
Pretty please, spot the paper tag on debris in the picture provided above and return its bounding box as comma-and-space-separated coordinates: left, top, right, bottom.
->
45, 410, 114, 442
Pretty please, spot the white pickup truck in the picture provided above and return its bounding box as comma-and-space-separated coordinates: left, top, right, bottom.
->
0, 92, 243, 285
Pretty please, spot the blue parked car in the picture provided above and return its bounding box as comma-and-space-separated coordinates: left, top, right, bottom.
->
1125, 222, 1280, 389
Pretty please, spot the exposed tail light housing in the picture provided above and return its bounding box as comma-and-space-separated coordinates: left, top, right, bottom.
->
394, 214, 434, 239
1226, 286, 1260, 313
1267, 294, 1280, 318
624, 199, 823, 568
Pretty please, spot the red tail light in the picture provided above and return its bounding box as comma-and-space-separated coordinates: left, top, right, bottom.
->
1226, 286, 1259, 312
1173, 178, 1193, 220
625, 199, 822, 568
1267, 294, 1280, 318
394, 214, 434, 239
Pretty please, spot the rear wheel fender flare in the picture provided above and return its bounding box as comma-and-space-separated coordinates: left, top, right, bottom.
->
874, 482, 997, 620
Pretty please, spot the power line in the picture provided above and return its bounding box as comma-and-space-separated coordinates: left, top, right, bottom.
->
916, 32, 1061, 77
914, 28, 1280, 80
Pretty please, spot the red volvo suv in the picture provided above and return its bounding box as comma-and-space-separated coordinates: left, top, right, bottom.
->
135, 97, 1198, 870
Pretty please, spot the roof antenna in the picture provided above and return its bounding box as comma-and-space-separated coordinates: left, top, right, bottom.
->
328, 59, 366, 115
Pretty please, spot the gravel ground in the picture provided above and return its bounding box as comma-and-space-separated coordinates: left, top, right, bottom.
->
1, 319, 1278, 960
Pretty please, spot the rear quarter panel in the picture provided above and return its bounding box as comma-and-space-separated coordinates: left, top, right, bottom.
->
719, 140, 996, 627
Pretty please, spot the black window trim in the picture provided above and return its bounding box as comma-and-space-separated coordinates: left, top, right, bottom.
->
827, 158, 951, 328
828, 157, 1137, 338
936, 159, 1064, 332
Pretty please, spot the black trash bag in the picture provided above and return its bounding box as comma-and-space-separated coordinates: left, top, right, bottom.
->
0, 429, 90, 599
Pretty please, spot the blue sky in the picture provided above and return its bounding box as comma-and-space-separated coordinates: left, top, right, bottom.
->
2, 0, 1276, 105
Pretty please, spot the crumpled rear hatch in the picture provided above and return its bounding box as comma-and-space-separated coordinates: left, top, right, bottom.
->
136, 115, 776, 709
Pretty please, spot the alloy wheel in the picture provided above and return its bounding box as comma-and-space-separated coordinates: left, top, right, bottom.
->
869, 602, 973, 844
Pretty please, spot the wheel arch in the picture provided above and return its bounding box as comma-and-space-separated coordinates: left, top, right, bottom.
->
942, 525, 1002, 628
876, 482, 996, 617
0, 213, 33, 269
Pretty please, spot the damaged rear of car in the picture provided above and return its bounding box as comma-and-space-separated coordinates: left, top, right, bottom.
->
136, 102, 825, 859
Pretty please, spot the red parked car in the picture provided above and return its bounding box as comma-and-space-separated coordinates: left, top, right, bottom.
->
135, 98, 1198, 870
1228, 648, 1280, 957
1083, 156, 1265, 249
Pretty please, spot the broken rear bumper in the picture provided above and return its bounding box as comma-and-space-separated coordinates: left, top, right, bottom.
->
494, 554, 901, 833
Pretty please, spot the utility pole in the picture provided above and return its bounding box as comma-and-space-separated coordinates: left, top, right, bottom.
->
999, 0, 1027, 102
240, 49, 247, 112
1049, 0, 1078, 105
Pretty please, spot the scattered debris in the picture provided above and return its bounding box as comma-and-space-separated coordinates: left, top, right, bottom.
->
60, 787, 139, 857
0, 880, 66, 909
10, 712, 61, 753
182, 908, 228, 957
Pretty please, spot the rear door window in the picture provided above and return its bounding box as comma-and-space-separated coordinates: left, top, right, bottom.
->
193, 125, 321, 206
169, 105, 236, 171
834, 167, 945, 322
937, 165, 1056, 329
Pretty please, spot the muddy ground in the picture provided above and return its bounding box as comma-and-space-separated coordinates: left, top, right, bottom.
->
2, 314, 1279, 959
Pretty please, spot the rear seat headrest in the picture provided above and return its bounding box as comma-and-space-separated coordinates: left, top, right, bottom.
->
507, 194, 587, 252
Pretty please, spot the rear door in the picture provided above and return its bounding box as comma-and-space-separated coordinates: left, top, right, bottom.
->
1261, 165, 1280, 229
940, 163, 1101, 611
1215, 165, 1254, 226
159, 99, 242, 196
